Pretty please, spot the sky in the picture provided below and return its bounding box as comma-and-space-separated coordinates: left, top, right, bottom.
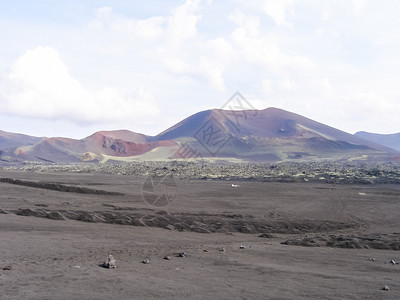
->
1, 0, 400, 139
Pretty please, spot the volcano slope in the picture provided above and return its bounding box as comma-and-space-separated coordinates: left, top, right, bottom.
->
0, 166, 399, 299
4, 107, 398, 164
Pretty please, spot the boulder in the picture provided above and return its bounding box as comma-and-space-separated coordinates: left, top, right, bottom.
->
101, 254, 116, 269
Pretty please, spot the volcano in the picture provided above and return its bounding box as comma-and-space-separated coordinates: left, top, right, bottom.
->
1, 108, 398, 163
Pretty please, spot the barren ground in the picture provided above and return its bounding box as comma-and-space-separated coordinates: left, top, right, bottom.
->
0, 168, 399, 299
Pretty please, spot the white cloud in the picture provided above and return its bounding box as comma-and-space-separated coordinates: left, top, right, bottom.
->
111, 16, 166, 41
228, 9, 260, 37
230, 0, 296, 26
85, 1, 222, 91
278, 78, 298, 90
96, 6, 112, 18
321, 9, 331, 21
205, 37, 234, 65
261, 79, 272, 94
89, 6, 166, 41
230, 27, 315, 72
2, 0, 400, 138
352, 0, 368, 14
90, 1, 203, 45
84, 1, 314, 104
263, 0, 296, 26
163, 56, 225, 91
167, 0, 202, 43
0, 47, 160, 124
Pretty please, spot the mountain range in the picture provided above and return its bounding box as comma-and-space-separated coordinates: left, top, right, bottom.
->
355, 131, 400, 151
0, 107, 398, 164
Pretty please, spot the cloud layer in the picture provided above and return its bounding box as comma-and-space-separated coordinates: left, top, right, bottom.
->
0, 47, 159, 124
1, 0, 400, 137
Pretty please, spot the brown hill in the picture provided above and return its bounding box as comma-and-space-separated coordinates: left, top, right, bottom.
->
2, 108, 398, 163
14, 130, 176, 163
155, 108, 397, 161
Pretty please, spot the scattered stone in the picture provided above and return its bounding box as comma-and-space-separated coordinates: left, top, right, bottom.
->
240, 245, 246, 249
142, 259, 150, 264
2, 266, 11, 271
368, 257, 376, 261
178, 252, 187, 257
73, 265, 81, 269
203, 249, 208, 253
385, 259, 399, 265
101, 254, 116, 269
382, 285, 389, 291
219, 248, 226, 252
231, 184, 239, 188
164, 256, 171, 260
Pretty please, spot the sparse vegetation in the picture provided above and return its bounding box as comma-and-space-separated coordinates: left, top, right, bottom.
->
3, 161, 400, 184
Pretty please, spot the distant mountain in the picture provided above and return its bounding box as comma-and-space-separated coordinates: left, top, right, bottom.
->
13, 130, 175, 163
154, 108, 396, 161
86, 130, 149, 143
0, 130, 43, 149
355, 131, 400, 151
1, 108, 398, 163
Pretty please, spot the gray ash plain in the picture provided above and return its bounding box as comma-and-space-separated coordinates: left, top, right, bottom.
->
1, 162, 400, 299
